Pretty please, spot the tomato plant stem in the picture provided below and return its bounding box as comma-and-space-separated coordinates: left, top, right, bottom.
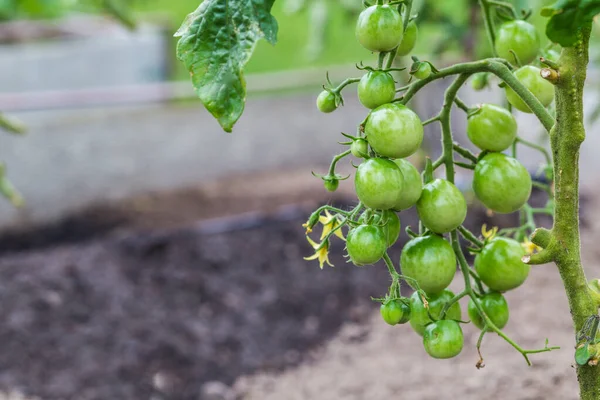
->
548, 28, 600, 399
515, 136, 552, 165
457, 225, 484, 247
399, 58, 555, 131
332, 78, 361, 94
435, 64, 560, 366
478, 0, 496, 55
451, 230, 558, 365
453, 97, 470, 113
440, 74, 469, 183
327, 149, 351, 176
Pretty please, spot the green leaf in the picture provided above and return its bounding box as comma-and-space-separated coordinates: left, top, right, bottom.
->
175, 0, 278, 133
542, 0, 600, 47
103, 0, 136, 30
576, 344, 592, 365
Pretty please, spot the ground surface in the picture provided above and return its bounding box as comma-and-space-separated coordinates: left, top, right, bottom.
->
0, 170, 592, 400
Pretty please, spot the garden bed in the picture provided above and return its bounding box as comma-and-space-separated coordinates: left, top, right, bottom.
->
0, 170, 570, 400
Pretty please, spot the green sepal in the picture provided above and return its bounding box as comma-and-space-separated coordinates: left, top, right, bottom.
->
576, 344, 592, 366
423, 157, 433, 184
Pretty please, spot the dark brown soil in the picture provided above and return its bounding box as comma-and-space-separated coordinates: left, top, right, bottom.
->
0, 173, 553, 400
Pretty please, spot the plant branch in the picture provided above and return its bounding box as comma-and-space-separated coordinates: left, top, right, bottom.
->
478, 0, 497, 56
398, 59, 554, 132
515, 137, 552, 166
433, 66, 557, 365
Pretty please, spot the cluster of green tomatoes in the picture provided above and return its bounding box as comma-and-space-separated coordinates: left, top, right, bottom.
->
305, 1, 555, 360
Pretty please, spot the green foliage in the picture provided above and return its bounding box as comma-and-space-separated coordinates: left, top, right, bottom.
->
103, 0, 136, 29
541, 0, 600, 46
175, 0, 278, 132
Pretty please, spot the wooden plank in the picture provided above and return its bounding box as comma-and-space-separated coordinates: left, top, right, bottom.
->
0, 65, 358, 111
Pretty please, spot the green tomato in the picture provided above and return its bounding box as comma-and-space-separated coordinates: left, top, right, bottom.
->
397, 20, 418, 56
380, 299, 410, 325
423, 320, 464, 359
495, 20, 540, 65
475, 237, 530, 292
323, 179, 339, 192
409, 289, 462, 336
351, 138, 369, 158
471, 72, 489, 91
355, 158, 404, 210
379, 210, 401, 246
355, 5, 404, 52
401, 235, 456, 295
358, 71, 396, 109
413, 62, 432, 80
473, 153, 532, 214
365, 103, 424, 158
505, 66, 554, 113
316, 90, 337, 113
360, 210, 401, 247
467, 104, 517, 152
392, 159, 422, 210
468, 292, 509, 330
346, 224, 387, 266
416, 179, 467, 234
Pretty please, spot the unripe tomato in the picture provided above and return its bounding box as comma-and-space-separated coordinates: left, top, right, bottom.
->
473, 153, 532, 214
380, 299, 410, 325
351, 138, 369, 158
495, 20, 540, 65
316, 90, 337, 113
355, 158, 404, 210
365, 103, 424, 158
468, 292, 510, 330
323, 179, 339, 192
409, 289, 462, 336
355, 5, 404, 52
358, 70, 396, 109
392, 158, 422, 210
475, 237, 530, 292
413, 62, 432, 80
423, 320, 464, 359
346, 224, 387, 266
466, 104, 517, 152
360, 210, 401, 247
416, 179, 467, 233
471, 72, 489, 91
401, 235, 456, 295
505, 66, 554, 113
397, 20, 418, 56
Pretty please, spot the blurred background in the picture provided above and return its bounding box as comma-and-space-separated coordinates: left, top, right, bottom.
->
0, 0, 598, 399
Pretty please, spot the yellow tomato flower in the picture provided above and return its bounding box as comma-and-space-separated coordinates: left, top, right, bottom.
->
302, 222, 313, 234
521, 238, 541, 255
319, 210, 346, 241
304, 236, 333, 269
481, 224, 498, 240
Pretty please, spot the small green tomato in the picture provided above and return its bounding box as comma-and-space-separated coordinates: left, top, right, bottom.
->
316, 90, 337, 113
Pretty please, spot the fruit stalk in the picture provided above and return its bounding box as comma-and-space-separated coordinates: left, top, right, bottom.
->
436, 71, 557, 364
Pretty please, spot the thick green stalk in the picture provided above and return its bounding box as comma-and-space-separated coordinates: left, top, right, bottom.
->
549, 28, 599, 399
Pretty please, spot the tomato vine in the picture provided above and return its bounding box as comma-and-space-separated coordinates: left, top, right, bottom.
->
179, 0, 600, 397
